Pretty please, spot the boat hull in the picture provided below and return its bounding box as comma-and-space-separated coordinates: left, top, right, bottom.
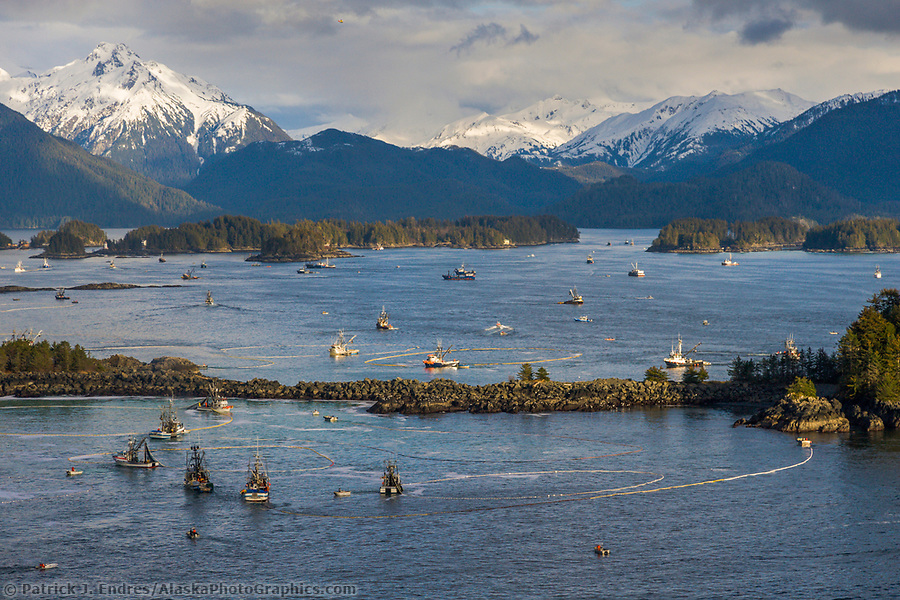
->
380, 486, 402, 496
241, 489, 269, 502
113, 455, 161, 468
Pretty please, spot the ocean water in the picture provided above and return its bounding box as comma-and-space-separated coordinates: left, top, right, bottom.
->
0, 229, 898, 599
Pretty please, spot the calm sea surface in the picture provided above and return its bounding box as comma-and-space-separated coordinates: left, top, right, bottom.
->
0, 229, 898, 599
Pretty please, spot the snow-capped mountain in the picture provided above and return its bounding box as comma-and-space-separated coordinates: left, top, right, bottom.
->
760, 90, 888, 143
551, 89, 814, 170
421, 96, 642, 161
0, 42, 291, 186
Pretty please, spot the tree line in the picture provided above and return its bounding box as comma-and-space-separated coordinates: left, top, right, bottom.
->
649, 216, 808, 252
0, 339, 101, 373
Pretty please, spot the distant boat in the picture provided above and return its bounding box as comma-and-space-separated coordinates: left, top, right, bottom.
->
184, 443, 214, 492
485, 321, 513, 335
158, 253, 166, 263
664, 336, 709, 368
376, 306, 396, 330
372, 243, 385, 251
36, 563, 58, 571
329, 330, 359, 356
200, 261, 207, 268
334, 488, 352, 497
797, 437, 812, 448
109, 260, 117, 269
14, 261, 24, 273
66, 466, 82, 476
323, 415, 338, 422
628, 262, 645, 277
424, 341, 459, 368
41, 258, 51, 269
306, 258, 336, 269
149, 399, 186, 439
875, 266, 882, 279
586, 254, 594, 264
443, 265, 476, 280
113, 436, 161, 468
195, 383, 232, 414
296, 267, 311, 274
182, 268, 199, 280
562, 286, 584, 304
574, 316, 592, 322
55, 288, 69, 300
380, 460, 403, 495
722, 253, 739, 266
205, 291, 214, 306
774, 334, 800, 359
241, 447, 270, 503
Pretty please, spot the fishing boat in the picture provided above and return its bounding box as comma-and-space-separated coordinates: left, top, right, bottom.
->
379, 460, 403, 495
36, 563, 58, 570
109, 260, 117, 269
55, 288, 69, 300
14, 261, 24, 273
721, 253, 739, 266
774, 335, 801, 359
586, 254, 594, 264
875, 266, 882, 279
240, 448, 270, 503
562, 286, 584, 304
574, 316, 592, 322
663, 336, 709, 368
205, 291, 214, 306
149, 399, 187, 439
184, 444, 214, 492
442, 265, 476, 280
182, 268, 199, 280
329, 330, 359, 356
306, 258, 336, 269
797, 437, 812, 448
628, 262, 645, 277
593, 544, 610, 556
376, 306, 396, 330
423, 342, 459, 368
484, 321, 513, 335
158, 253, 166, 263
66, 467, 83, 476
296, 267, 310, 274
323, 415, 338, 422
187, 528, 199, 539
200, 261, 207, 268
334, 488, 352, 497
113, 436, 161, 468
41, 258, 51, 269
195, 383, 232, 414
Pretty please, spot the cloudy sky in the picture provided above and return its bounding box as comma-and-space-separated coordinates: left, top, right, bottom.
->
1, 0, 899, 144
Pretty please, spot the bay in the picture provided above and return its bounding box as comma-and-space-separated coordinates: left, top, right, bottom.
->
0, 228, 897, 599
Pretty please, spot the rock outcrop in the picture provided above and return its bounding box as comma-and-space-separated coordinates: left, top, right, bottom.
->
733, 394, 850, 432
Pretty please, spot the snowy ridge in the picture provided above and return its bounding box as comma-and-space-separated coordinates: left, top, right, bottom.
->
0, 42, 290, 185
421, 96, 642, 161
761, 90, 889, 142
551, 89, 814, 169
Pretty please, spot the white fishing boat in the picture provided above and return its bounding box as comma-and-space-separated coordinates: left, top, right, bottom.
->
149, 399, 187, 439
113, 436, 161, 468
240, 447, 270, 503
36, 563, 58, 571
329, 330, 359, 356
721, 253, 739, 266
334, 488, 352, 497
195, 383, 232, 414
14, 261, 25, 273
774, 334, 800, 359
205, 290, 214, 306
306, 258, 336, 269
65, 467, 83, 476
875, 266, 882, 279
628, 262, 645, 277
797, 437, 812, 448
423, 341, 459, 368
664, 336, 709, 368
574, 316, 592, 322
41, 258, 51, 269
379, 460, 403, 495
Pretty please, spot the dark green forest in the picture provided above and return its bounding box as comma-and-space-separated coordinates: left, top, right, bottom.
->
803, 218, 900, 251
0, 339, 101, 373
107, 214, 578, 257
649, 216, 809, 251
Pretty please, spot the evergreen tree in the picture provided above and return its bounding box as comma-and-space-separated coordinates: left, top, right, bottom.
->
518, 363, 534, 381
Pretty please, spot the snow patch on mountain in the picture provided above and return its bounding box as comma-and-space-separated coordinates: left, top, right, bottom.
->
0, 42, 290, 185
420, 96, 643, 161
552, 89, 814, 169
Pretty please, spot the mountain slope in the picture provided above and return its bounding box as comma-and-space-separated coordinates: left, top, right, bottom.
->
729, 90, 900, 211
184, 129, 584, 222
421, 96, 640, 161
0, 42, 291, 187
0, 102, 219, 228
546, 162, 856, 229
551, 90, 813, 174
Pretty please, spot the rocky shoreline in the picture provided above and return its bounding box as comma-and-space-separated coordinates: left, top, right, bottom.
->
2, 355, 896, 432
